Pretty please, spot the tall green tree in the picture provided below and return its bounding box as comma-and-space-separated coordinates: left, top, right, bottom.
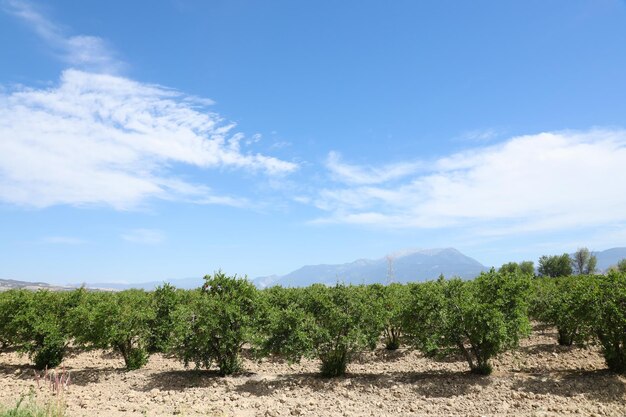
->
538, 253, 573, 277
571, 247, 597, 275
519, 261, 535, 276
499, 261, 535, 277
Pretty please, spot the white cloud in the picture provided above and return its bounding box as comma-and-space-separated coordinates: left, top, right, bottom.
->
121, 229, 164, 245
315, 130, 626, 234
0, 70, 297, 210
325, 151, 425, 185
4, 0, 122, 73
0, 2, 296, 211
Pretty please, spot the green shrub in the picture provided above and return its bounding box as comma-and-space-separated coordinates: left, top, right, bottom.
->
147, 283, 180, 353
534, 276, 595, 346
405, 271, 531, 375
591, 271, 626, 373
171, 272, 259, 376
262, 283, 385, 377
402, 279, 447, 357
306, 284, 385, 377
0, 290, 26, 350
257, 286, 312, 361
2, 289, 85, 369
528, 277, 552, 322
371, 283, 410, 350
71, 290, 154, 370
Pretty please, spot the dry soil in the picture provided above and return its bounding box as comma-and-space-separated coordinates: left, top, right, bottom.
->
1, 326, 625, 416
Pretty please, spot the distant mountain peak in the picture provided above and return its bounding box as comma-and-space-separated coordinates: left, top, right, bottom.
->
254, 247, 487, 288
385, 247, 459, 259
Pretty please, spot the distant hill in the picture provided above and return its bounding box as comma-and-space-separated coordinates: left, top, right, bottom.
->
592, 247, 626, 271
0, 277, 204, 292
78, 277, 205, 291
253, 248, 488, 288
0, 278, 75, 292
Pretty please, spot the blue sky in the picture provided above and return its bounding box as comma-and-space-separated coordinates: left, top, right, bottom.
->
1, 0, 626, 284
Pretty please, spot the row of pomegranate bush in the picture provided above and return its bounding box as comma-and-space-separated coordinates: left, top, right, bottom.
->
0, 270, 625, 377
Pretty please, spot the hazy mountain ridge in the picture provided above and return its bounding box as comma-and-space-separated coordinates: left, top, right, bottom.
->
591, 247, 626, 271
3, 247, 625, 291
80, 277, 205, 291
254, 248, 489, 288
0, 278, 75, 292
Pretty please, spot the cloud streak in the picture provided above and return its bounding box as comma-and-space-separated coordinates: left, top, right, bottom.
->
315, 130, 626, 234
4, 0, 122, 73
326, 151, 425, 185
0, 70, 297, 209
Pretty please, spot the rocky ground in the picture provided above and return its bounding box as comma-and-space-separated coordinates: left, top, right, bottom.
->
1, 327, 625, 416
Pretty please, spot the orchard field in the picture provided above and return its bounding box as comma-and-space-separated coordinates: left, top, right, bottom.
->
1, 269, 626, 416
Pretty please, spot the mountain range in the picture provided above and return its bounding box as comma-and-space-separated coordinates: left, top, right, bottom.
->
253, 248, 487, 288
0, 278, 74, 292
591, 247, 626, 271
2, 247, 625, 291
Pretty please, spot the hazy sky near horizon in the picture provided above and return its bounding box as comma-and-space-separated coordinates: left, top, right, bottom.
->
1, 0, 626, 284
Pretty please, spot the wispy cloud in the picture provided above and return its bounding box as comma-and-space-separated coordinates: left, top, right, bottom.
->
121, 229, 164, 245
0, 2, 297, 211
314, 129, 626, 235
0, 70, 297, 209
457, 128, 502, 143
4, 0, 122, 73
326, 151, 425, 185
269, 140, 292, 150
